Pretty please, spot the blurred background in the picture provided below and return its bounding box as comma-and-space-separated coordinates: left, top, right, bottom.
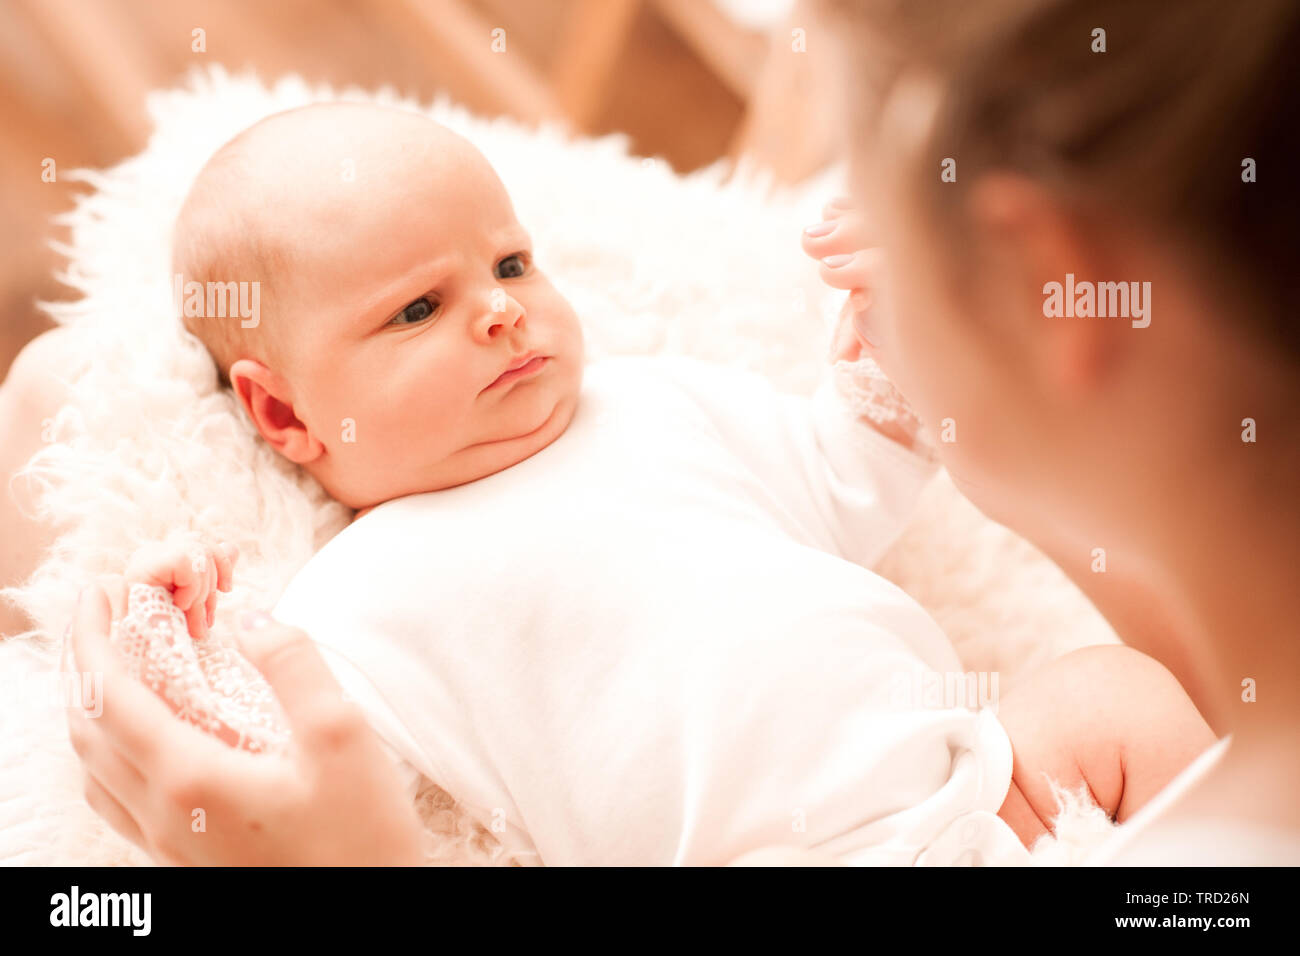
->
0, 0, 840, 377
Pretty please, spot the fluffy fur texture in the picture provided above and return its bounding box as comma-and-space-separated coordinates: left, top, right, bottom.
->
0, 68, 1117, 865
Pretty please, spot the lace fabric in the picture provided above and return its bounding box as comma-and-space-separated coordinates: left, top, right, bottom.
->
110, 583, 292, 754
830, 355, 938, 458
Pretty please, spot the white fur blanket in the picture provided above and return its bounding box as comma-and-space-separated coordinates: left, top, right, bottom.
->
0, 68, 1117, 866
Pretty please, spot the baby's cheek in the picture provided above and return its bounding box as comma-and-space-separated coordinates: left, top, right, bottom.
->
416, 377, 479, 437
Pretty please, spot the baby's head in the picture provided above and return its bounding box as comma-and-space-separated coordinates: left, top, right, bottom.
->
173, 103, 585, 511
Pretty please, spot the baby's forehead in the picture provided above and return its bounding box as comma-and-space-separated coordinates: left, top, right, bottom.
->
182, 104, 522, 317
237, 104, 485, 185
206, 105, 512, 249
193, 104, 507, 247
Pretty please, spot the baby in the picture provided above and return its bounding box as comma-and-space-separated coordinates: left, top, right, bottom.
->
125, 102, 1214, 865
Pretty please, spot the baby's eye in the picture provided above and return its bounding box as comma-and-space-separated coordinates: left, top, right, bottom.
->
495, 253, 530, 280
390, 296, 439, 326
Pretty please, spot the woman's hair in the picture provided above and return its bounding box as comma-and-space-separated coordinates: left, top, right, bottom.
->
821, 0, 1300, 357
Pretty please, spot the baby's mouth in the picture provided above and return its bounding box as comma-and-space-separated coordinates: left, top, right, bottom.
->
483, 354, 549, 392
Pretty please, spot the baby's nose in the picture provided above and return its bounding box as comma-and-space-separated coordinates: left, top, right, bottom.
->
475, 295, 525, 340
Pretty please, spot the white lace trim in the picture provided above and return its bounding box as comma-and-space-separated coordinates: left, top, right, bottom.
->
830, 355, 937, 458
110, 583, 292, 754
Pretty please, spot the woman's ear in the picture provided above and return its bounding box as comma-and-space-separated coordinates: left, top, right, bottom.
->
964, 172, 1118, 398
228, 358, 325, 465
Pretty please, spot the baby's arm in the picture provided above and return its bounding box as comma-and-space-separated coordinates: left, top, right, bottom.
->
994, 645, 1218, 847
734, 645, 1217, 865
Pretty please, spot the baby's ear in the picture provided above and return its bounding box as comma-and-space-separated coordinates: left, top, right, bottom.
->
228, 359, 324, 465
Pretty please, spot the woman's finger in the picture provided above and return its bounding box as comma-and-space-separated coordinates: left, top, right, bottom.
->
81, 770, 150, 852
69, 586, 180, 767
68, 585, 117, 676
123, 541, 170, 585
235, 614, 358, 749
69, 709, 151, 814
830, 296, 870, 363
69, 717, 147, 804
820, 196, 854, 221
820, 247, 887, 291
91, 573, 130, 621
818, 251, 876, 291
801, 210, 873, 260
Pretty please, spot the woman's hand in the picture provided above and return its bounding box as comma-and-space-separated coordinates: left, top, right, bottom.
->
64, 585, 427, 866
802, 198, 926, 450
801, 197, 883, 363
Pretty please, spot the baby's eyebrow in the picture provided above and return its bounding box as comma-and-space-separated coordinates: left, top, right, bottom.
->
492, 222, 531, 247
352, 257, 457, 325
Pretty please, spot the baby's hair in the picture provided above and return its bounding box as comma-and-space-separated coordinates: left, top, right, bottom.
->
171, 135, 289, 389
821, 0, 1300, 358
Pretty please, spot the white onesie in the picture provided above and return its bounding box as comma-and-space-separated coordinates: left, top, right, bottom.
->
273, 356, 1026, 865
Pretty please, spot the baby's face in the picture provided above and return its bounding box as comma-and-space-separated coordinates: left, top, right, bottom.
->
240, 107, 584, 510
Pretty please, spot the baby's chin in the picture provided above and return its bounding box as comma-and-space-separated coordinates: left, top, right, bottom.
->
479, 388, 578, 471
354, 387, 581, 515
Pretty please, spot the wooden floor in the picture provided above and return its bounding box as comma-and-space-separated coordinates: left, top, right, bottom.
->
0, 0, 767, 378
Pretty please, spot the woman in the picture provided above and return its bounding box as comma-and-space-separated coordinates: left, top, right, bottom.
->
48, 0, 1300, 863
